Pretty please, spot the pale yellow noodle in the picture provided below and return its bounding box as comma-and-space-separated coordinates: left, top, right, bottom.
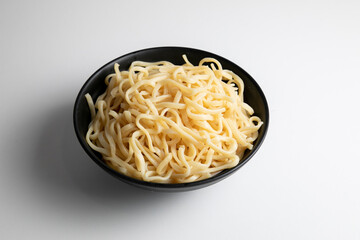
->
85, 55, 263, 183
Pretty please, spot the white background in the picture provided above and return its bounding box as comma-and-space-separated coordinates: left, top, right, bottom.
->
1, 0, 359, 239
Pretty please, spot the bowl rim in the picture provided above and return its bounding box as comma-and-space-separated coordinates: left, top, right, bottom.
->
73, 46, 269, 190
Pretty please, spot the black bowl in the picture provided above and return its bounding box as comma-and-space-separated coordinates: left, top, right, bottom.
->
73, 47, 269, 192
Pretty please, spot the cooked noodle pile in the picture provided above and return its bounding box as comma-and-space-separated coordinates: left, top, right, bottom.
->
85, 55, 262, 183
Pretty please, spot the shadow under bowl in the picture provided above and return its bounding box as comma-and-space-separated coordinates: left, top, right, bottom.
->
73, 46, 269, 192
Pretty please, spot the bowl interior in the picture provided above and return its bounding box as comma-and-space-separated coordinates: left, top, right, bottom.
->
73, 47, 269, 192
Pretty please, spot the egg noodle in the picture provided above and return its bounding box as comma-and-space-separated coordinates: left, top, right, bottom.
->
85, 55, 262, 183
